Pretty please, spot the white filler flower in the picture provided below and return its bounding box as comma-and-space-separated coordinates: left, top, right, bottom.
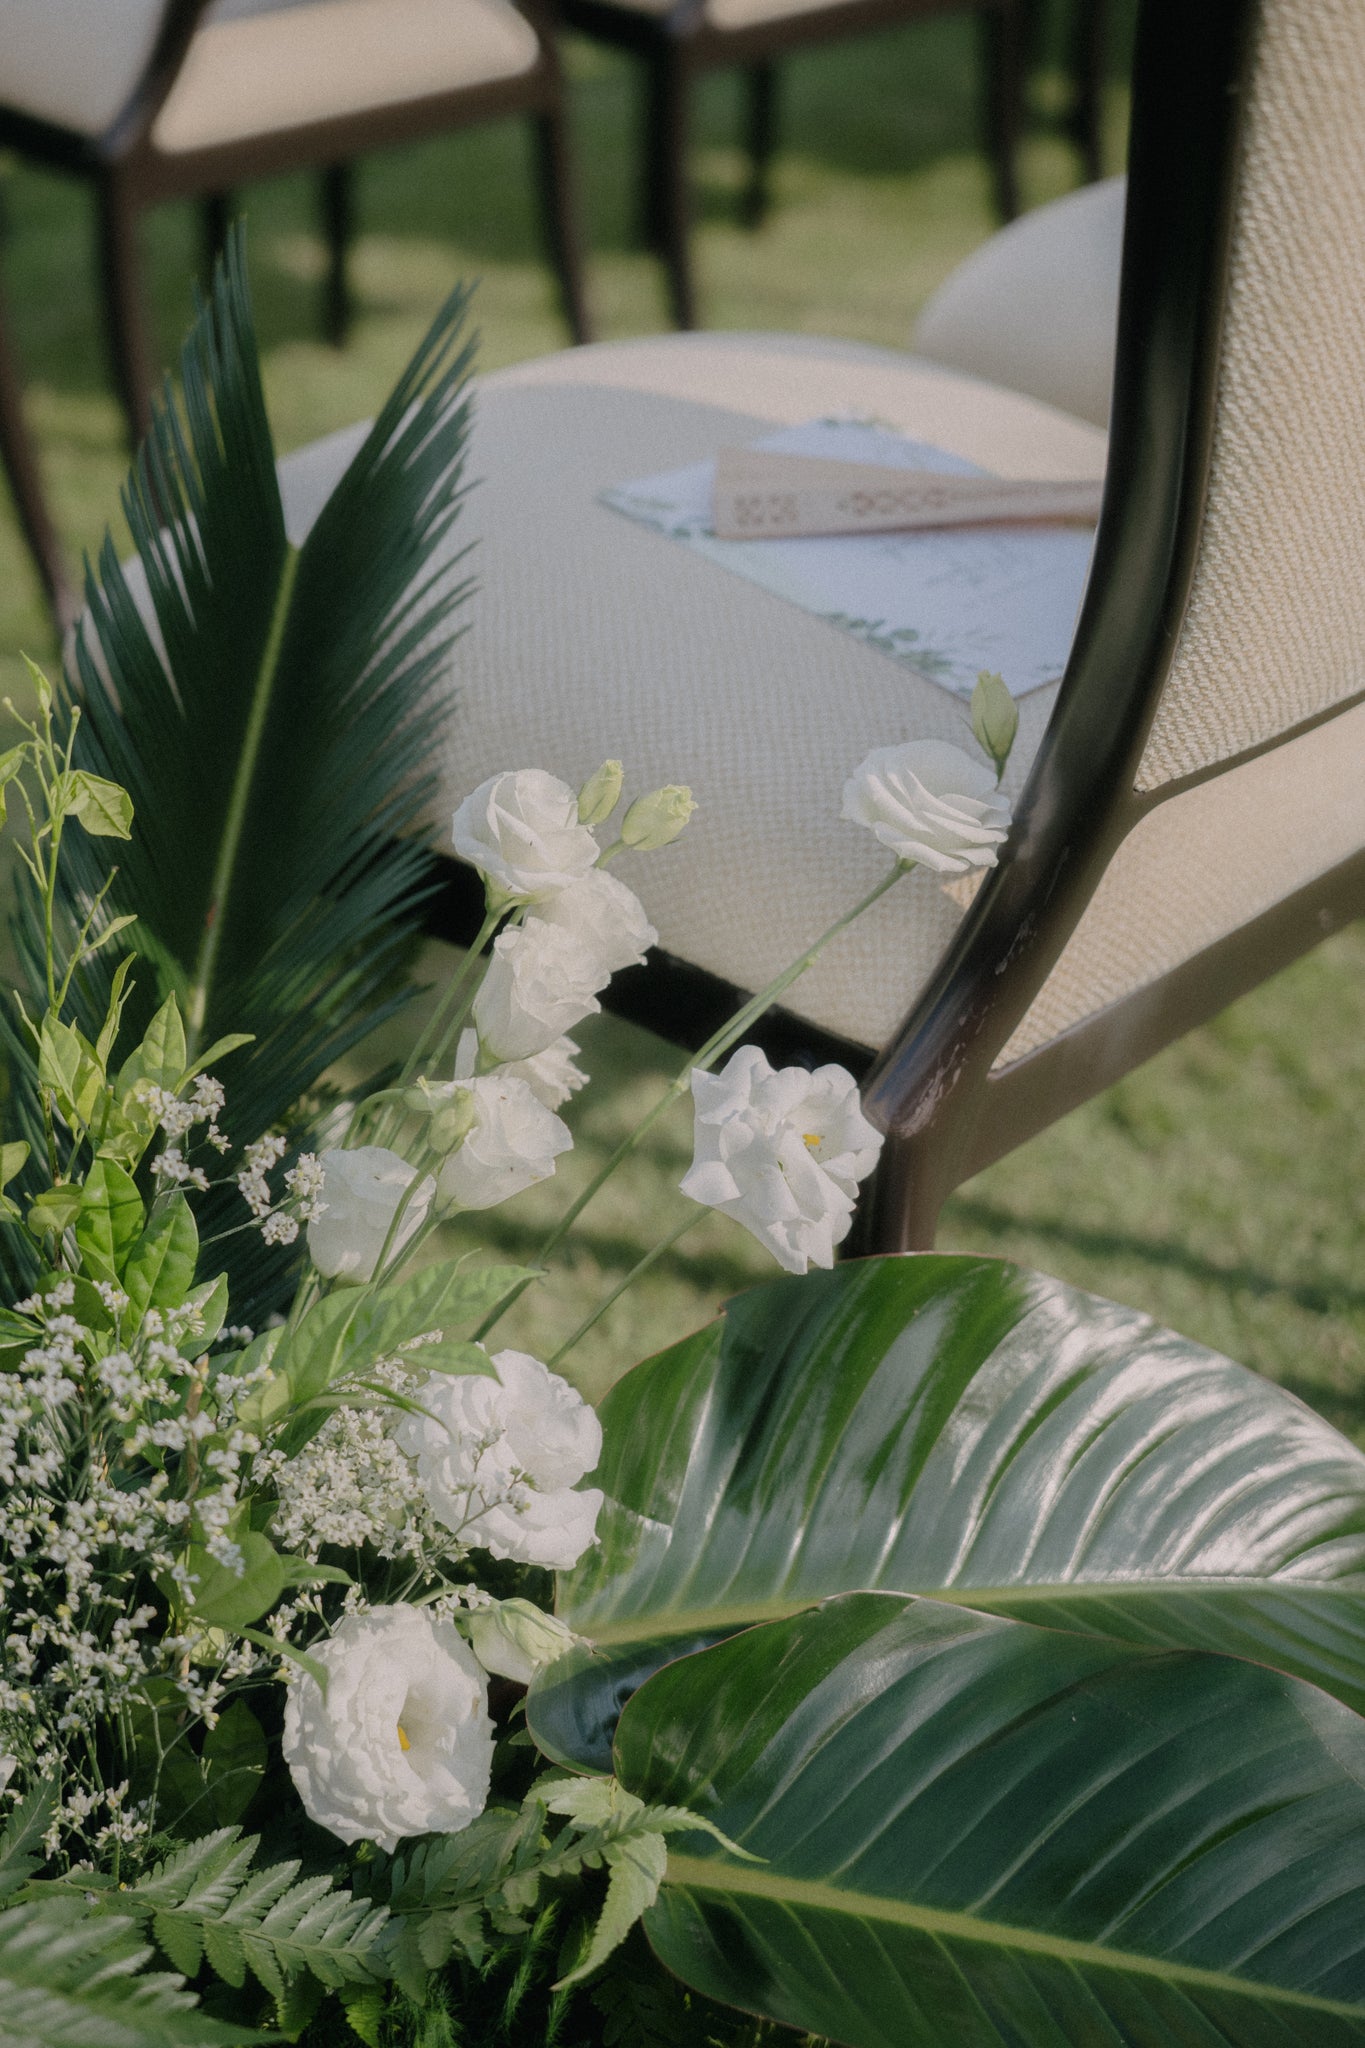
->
530, 869, 656, 977
396, 1348, 604, 1569
842, 738, 1012, 872
452, 769, 600, 906
680, 1045, 884, 1273
307, 1147, 432, 1283
438, 1074, 573, 1210
473, 919, 607, 1063
282, 1605, 493, 1854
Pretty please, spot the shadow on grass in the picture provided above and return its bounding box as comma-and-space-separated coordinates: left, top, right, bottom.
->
946, 1192, 1365, 1320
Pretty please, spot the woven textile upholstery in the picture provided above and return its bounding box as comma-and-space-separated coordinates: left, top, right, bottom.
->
1136, 0, 1365, 791
153, 0, 538, 153
0, 0, 163, 135
277, 334, 1104, 1056
913, 177, 1124, 431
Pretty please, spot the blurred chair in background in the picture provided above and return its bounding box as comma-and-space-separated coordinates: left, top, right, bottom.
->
557, 0, 1026, 330
0, 0, 591, 446
0, 282, 73, 628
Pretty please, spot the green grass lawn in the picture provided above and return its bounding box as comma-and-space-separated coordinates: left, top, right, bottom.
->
2, 6, 1361, 1439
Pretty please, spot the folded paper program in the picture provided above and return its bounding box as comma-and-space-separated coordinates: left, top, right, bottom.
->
712, 447, 1105, 540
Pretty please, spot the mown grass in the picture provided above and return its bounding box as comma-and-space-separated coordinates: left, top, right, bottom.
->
2, 3, 1361, 1436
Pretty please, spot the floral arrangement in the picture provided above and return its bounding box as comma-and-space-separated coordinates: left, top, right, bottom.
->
2, 253, 1362, 2048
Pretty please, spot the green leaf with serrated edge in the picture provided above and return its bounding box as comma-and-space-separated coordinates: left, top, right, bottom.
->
122, 1193, 198, 1322
618, 1592, 1365, 2048
118, 991, 187, 1102
75, 1155, 144, 1284
339, 1982, 386, 2047
203, 1700, 268, 1826
556, 1831, 667, 1989
0, 1783, 55, 1900
188, 1532, 288, 1631
0, 1897, 259, 2044
530, 1257, 1365, 1772
64, 768, 133, 839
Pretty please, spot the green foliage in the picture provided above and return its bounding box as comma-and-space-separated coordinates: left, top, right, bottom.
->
532, 1256, 1365, 1770
0, 1896, 255, 2046
618, 1591, 1365, 2046
0, 1787, 56, 1903
74, 1827, 387, 2007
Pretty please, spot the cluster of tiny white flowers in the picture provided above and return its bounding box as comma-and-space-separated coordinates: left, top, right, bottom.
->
261, 1362, 450, 1567
140, 1075, 230, 1192
284, 1153, 326, 1222
236, 1134, 287, 1219
237, 1143, 326, 1246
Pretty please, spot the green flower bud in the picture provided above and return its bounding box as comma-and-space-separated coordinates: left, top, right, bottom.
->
576, 759, 624, 827
619, 784, 696, 851
427, 1085, 478, 1157
970, 670, 1019, 780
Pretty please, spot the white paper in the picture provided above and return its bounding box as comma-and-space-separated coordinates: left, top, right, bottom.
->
601, 417, 1097, 699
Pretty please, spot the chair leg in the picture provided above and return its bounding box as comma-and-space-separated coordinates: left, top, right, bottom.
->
96, 176, 153, 449
201, 191, 234, 289
741, 59, 779, 230
1067, 0, 1108, 183
0, 289, 74, 634
844, 1128, 946, 1256
645, 48, 696, 330
530, 110, 592, 346
320, 162, 353, 348
978, 2, 1022, 224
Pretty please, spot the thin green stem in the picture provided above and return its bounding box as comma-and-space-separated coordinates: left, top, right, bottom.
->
549, 1209, 703, 1369
475, 860, 908, 1342
185, 544, 300, 1061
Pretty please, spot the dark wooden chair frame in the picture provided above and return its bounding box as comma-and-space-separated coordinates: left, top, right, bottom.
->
557, 0, 1026, 331
0, 285, 74, 630
0, 0, 591, 450
431, 0, 1365, 1255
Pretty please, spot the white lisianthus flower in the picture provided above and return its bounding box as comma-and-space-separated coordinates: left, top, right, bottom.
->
467, 1599, 578, 1685
281, 1605, 493, 1854
395, 1348, 604, 1569
306, 1147, 432, 1283
680, 1045, 884, 1274
438, 1074, 573, 1210
455, 1028, 587, 1113
841, 739, 1012, 873
452, 769, 600, 907
473, 920, 608, 1063
530, 869, 656, 977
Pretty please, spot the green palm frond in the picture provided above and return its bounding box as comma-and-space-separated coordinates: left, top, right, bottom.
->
2, 229, 476, 1312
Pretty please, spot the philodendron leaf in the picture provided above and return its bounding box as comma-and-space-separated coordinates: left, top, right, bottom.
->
531, 1257, 1365, 1770
617, 1592, 1365, 2048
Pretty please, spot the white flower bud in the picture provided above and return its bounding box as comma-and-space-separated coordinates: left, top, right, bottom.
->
619, 784, 696, 850
970, 670, 1020, 779
467, 1599, 577, 1685
576, 759, 624, 828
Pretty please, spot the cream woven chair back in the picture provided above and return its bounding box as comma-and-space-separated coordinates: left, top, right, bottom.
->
1136, 0, 1365, 792
0, 1, 168, 135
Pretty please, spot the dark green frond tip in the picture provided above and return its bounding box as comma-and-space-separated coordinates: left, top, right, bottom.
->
1, 226, 479, 1316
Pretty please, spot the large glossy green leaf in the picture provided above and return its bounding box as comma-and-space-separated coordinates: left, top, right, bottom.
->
532, 1258, 1365, 1768
617, 1592, 1365, 2048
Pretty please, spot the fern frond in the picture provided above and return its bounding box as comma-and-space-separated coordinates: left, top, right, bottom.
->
0, 1898, 253, 2046
0, 1785, 55, 1901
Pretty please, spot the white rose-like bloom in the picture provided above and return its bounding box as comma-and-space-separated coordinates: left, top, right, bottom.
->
282, 1605, 493, 1854
306, 1147, 432, 1283
395, 1347, 604, 1569
680, 1045, 884, 1274
530, 869, 657, 977
841, 739, 1012, 873
452, 769, 600, 906
455, 1027, 587, 1113
473, 919, 608, 1063
438, 1073, 572, 1210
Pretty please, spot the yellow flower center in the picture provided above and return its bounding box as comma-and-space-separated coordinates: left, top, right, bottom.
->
397, 1723, 411, 1753
802, 1132, 821, 1151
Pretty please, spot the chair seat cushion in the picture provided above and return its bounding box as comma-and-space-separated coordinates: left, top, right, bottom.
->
152, 0, 539, 154
914, 177, 1125, 430
279, 332, 1106, 1055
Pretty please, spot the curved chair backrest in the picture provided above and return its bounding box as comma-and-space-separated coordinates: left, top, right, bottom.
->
860, 0, 1365, 1243
0, 0, 209, 150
